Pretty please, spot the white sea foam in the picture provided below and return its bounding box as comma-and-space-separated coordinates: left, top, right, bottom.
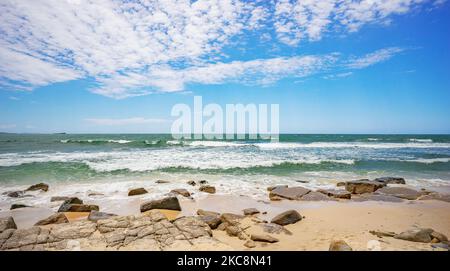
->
409, 138, 433, 143
254, 142, 450, 149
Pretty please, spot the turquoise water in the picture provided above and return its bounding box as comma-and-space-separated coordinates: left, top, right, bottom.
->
0, 133, 449, 186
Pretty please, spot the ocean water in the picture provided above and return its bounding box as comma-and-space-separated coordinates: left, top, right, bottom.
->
1, 134, 450, 206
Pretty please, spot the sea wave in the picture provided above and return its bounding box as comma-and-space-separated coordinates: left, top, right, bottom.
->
409, 138, 433, 143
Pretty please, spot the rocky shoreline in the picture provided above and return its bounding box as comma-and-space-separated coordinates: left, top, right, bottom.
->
1, 177, 450, 251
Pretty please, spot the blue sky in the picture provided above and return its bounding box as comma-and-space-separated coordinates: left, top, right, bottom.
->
0, 0, 449, 134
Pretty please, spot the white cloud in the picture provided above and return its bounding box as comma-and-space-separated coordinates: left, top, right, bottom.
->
346, 47, 404, 69
0, 124, 16, 129
85, 117, 168, 126
0, 0, 440, 98
323, 71, 353, 79
9, 96, 20, 100
274, 0, 442, 45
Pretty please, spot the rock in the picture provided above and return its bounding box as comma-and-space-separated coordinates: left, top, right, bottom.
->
0, 217, 17, 232
369, 230, 396, 238
260, 223, 292, 235
220, 213, 245, 224
50, 220, 97, 240
250, 234, 279, 243
300, 191, 335, 201
199, 180, 208, 185
10, 204, 30, 210
62, 197, 83, 204
199, 185, 216, 194
336, 182, 345, 187
269, 186, 311, 200
197, 209, 220, 217
58, 203, 99, 212
345, 179, 385, 194
173, 216, 212, 239
367, 240, 381, 251
430, 231, 448, 242
373, 177, 406, 185
199, 215, 221, 229
87, 192, 104, 197
267, 185, 288, 192
5, 191, 24, 198
394, 228, 434, 243
271, 210, 302, 226
352, 194, 404, 203
317, 189, 351, 199
244, 240, 256, 248
88, 210, 117, 222
155, 180, 169, 184
187, 180, 196, 186
376, 187, 423, 200
50, 196, 71, 202
34, 213, 69, 226
269, 195, 283, 201
243, 208, 260, 215
329, 240, 352, 251
295, 180, 309, 184
128, 188, 148, 196
140, 196, 181, 212
170, 189, 191, 197
418, 192, 450, 203
25, 183, 49, 192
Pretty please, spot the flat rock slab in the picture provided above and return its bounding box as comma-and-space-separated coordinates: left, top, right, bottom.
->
418, 192, 450, 203
345, 180, 385, 194
373, 177, 406, 184
35, 213, 69, 226
269, 186, 311, 200
0, 211, 228, 251
352, 194, 404, 203
375, 187, 423, 200
299, 191, 336, 201
394, 228, 434, 243
250, 234, 279, 243
317, 189, 351, 199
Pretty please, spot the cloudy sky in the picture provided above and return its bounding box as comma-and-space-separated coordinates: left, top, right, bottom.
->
0, 0, 449, 133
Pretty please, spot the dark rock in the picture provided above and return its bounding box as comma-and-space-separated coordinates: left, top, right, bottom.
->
34, 213, 69, 226
88, 210, 117, 222
140, 196, 181, 212
250, 234, 279, 243
155, 180, 169, 184
50, 196, 71, 202
58, 203, 99, 212
199, 185, 216, 194
10, 204, 30, 210
198, 215, 221, 229
269, 186, 311, 200
128, 188, 148, 196
271, 210, 302, 226
329, 240, 352, 251
0, 216, 17, 232
25, 183, 49, 192
170, 189, 191, 197
345, 179, 385, 194
336, 182, 346, 187
187, 180, 196, 186
352, 194, 404, 203
394, 228, 434, 243
300, 191, 335, 201
295, 180, 309, 184
88, 192, 104, 197
376, 187, 423, 200
374, 177, 406, 185
5, 191, 24, 198
199, 180, 208, 185
317, 189, 351, 199
267, 185, 288, 191
197, 209, 220, 217
243, 208, 260, 215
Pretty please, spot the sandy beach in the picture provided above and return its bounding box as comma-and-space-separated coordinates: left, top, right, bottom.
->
1, 180, 449, 251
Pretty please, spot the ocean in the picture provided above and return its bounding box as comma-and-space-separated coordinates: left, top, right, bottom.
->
1, 134, 450, 206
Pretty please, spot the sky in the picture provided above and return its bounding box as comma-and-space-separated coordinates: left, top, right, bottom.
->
0, 0, 449, 134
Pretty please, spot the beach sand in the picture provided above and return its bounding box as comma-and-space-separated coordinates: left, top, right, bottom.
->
1, 193, 449, 251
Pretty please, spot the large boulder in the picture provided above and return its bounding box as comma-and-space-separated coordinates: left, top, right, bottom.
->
88, 210, 117, 222
375, 187, 423, 200
345, 179, 385, 194
199, 185, 216, 194
26, 183, 49, 192
0, 217, 17, 232
271, 210, 302, 226
128, 188, 148, 196
140, 196, 181, 212
373, 177, 406, 185
317, 189, 351, 199
269, 186, 311, 200
394, 228, 434, 243
329, 240, 352, 251
35, 213, 69, 226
